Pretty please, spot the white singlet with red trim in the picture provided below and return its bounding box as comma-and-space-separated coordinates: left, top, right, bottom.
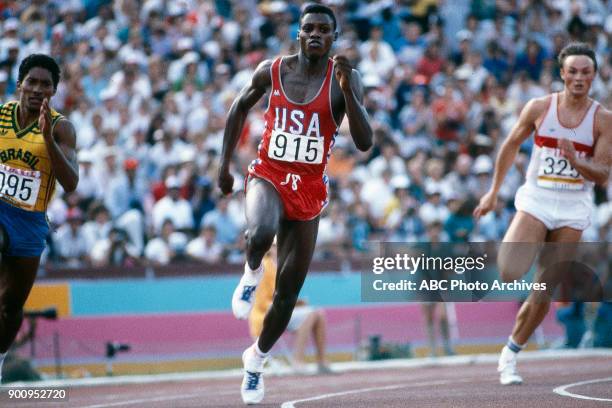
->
515, 93, 600, 230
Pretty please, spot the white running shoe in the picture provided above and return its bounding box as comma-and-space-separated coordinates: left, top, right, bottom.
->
498, 346, 523, 385
241, 346, 267, 404
232, 263, 263, 320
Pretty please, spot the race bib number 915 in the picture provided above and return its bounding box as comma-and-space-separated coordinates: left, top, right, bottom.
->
268, 130, 324, 164
0, 163, 42, 208
536, 147, 584, 191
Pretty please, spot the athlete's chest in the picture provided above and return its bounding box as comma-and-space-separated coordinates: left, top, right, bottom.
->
0, 131, 47, 170
280, 72, 327, 103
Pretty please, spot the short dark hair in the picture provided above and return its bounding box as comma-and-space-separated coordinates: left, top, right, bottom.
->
18, 54, 61, 90
558, 42, 597, 71
300, 3, 337, 32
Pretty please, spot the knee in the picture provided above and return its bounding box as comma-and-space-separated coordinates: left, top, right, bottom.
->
518, 300, 550, 318
248, 225, 276, 251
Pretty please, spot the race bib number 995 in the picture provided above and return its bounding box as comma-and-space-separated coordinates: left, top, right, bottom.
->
536, 147, 584, 191
0, 163, 42, 208
268, 130, 324, 164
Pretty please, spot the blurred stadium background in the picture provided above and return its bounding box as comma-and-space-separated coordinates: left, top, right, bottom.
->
1, 0, 610, 379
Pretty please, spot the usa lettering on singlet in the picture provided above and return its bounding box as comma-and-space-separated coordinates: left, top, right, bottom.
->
525, 93, 599, 193
250, 56, 340, 179
0, 101, 63, 212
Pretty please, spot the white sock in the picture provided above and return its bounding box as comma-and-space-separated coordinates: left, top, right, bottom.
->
245, 262, 263, 276
254, 341, 269, 358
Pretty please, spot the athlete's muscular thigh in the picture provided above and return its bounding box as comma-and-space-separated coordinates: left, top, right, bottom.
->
498, 211, 548, 282
532, 226, 583, 300
245, 178, 283, 235
0, 256, 40, 311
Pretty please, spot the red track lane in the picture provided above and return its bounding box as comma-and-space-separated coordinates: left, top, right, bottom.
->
1, 355, 610, 407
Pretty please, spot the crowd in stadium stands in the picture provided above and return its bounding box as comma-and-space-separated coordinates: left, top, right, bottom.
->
0, 0, 610, 268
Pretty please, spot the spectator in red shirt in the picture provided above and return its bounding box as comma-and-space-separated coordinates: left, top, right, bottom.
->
416, 42, 445, 84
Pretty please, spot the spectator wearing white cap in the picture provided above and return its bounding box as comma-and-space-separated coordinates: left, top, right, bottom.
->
117, 30, 148, 67
442, 154, 475, 201
450, 29, 473, 66
75, 149, 102, 205
456, 51, 490, 94
54, 208, 88, 268
0, 19, 20, 59
145, 219, 187, 266
51, 4, 83, 48
359, 25, 397, 83
151, 175, 194, 234
107, 54, 152, 108
397, 87, 433, 157
0, 37, 20, 93
469, 155, 493, 199
360, 167, 395, 225
368, 139, 406, 177
97, 88, 121, 131
419, 183, 450, 226
174, 80, 204, 117
82, 204, 113, 255
22, 25, 50, 57
91, 146, 122, 202
0, 70, 9, 103
148, 128, 189, 180
173, 51, 209, 91
168, 37, 196, 83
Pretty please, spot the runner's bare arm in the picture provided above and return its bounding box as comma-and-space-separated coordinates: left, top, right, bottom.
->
333, 55, 372, 151
218, 60, 272, 194
559, 108, 611, 185
40, 99, 78, 192
474, 97, 547, 218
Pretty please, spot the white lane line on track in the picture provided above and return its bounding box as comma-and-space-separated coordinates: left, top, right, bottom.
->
6, 349, 611, 389
79, 390, 235, 408
280, 379, 460, 408
553, 377, 612, 402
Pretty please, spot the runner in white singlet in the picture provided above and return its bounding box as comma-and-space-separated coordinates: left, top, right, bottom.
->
474, 43, 612, 386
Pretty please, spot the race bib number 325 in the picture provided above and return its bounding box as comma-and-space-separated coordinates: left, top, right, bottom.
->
536, 147, 584, 191
0, 163, 42, 208
268, 130, 324, 164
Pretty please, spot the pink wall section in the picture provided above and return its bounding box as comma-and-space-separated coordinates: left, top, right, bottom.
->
26, 303, 562, 364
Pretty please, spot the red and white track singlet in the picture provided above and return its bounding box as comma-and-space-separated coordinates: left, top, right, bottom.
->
247, 56, 339, 220
525, 92, 599, 194
514, 92, 599, 230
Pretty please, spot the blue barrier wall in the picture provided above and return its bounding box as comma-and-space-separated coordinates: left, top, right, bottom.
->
69, 272, 361, 316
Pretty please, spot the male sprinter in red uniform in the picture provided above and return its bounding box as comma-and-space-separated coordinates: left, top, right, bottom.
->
0, 54, 78, 381
475, 43, 611, 385
218, 4, 372, 404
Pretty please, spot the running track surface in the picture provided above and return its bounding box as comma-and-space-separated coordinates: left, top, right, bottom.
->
1, 350, 610, 408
